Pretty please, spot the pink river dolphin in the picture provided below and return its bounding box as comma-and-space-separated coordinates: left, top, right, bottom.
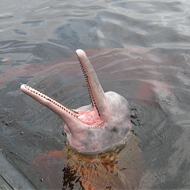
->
20, 49, 132, 155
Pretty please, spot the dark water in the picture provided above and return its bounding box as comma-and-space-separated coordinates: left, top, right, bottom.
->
0, 0, 190, 189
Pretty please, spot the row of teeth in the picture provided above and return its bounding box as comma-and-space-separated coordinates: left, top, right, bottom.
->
77, 57, 101, 116
24, 84, 104, 128
23, 85, 80, 120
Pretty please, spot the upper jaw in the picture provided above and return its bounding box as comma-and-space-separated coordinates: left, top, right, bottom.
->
75, 49, 109, 118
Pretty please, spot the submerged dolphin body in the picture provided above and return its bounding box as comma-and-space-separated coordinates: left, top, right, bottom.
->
20, 49, 131, 154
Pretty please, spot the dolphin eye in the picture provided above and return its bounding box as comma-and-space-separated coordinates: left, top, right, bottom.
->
112, 127, 118, 132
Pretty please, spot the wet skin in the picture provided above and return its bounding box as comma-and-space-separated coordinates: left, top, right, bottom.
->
20, 49, 131, 154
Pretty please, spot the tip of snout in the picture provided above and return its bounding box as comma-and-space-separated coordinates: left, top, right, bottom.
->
76, 49, 86, 58
20, 84, 27, 92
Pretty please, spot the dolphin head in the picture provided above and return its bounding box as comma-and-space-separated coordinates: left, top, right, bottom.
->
21, 49, 131, 154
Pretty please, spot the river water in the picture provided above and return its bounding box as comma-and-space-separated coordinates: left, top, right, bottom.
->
0, 0, 190, 189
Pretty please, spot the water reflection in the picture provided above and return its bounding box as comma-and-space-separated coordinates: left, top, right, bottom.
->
33, 133, 145, 189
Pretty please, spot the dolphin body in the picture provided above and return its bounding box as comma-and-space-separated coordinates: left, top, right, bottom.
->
20, 49, 131, 154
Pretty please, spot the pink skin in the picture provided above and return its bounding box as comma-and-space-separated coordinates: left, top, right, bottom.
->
20, 49, 131, 154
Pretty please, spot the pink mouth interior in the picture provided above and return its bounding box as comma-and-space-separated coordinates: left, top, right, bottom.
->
76, 109, 104, 127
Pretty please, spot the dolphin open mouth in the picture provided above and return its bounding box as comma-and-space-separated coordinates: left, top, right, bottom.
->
21, 49, 131, 153
20, 49, 107, 128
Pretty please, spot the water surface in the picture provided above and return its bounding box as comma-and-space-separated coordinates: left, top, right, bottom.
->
0, 0, 190, 189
